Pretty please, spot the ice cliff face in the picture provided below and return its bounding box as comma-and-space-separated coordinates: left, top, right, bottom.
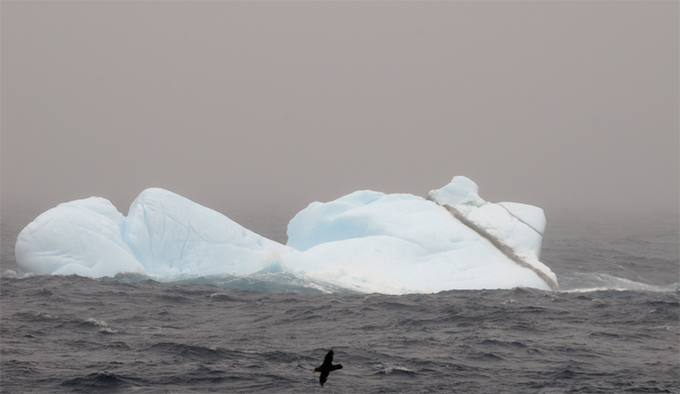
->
427, 176, 556, 291
15, 176, 558, 293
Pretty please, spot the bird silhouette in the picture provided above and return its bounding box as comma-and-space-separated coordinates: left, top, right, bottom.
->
313, 349, 343, 386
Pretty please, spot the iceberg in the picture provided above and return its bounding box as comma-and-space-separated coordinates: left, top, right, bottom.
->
14, 176, 558, 293
14, 197, 143, 277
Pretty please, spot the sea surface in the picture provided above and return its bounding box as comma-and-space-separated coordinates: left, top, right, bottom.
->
1, 208, 678, 393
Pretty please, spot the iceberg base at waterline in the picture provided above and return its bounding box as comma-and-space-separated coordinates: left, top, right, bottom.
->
14, 176, 558, 294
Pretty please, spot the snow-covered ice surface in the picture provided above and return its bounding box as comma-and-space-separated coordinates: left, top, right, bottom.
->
15, 176, 558, 293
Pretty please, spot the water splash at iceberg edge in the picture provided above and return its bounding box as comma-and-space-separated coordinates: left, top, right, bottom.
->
98, 261, 363, 295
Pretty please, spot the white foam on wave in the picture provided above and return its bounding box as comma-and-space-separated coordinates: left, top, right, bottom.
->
558, 273, 679, 293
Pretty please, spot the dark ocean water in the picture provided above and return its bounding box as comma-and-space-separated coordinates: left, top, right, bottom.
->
1, 209, 678, 393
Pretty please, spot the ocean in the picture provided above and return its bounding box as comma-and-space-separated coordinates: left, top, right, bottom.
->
1, 208, 678, 393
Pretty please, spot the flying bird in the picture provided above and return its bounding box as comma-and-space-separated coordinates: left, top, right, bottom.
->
313, 349, 343, 386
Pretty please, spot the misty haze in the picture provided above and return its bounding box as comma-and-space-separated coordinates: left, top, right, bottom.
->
1, 2, 677, 393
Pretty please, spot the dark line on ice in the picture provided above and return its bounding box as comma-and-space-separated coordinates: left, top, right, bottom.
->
427, 197, 559, 291
498, 204, 543, 237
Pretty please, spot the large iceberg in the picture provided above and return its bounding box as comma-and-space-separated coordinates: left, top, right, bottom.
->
14, 176, 558, 293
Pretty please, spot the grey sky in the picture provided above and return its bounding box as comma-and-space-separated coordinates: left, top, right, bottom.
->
2, 1, 678, 218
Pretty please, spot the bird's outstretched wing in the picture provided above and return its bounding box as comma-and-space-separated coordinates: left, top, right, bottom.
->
323, 350, 334, 366
319, 370, 330, 386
